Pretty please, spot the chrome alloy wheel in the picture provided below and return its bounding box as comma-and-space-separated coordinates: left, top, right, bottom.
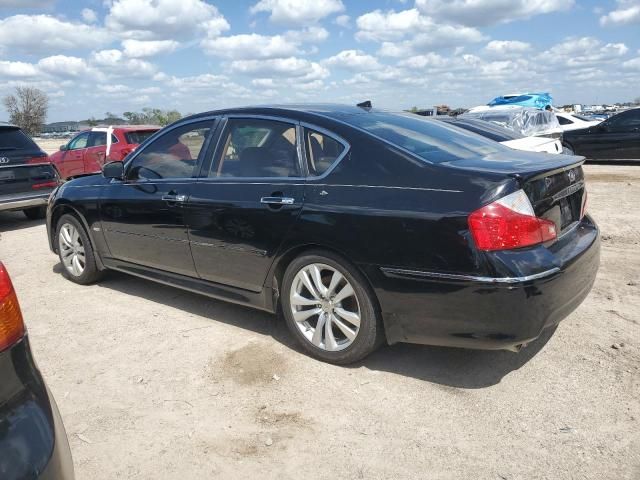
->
58, 223, 86, 277
289, 263, 361, 352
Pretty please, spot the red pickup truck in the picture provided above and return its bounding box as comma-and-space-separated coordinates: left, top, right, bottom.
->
49, 125, 159, 180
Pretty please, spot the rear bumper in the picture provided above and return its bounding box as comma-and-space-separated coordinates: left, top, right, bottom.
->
0, 338, 74, 480
367, 216, 600, 350
0, 192, 50, 212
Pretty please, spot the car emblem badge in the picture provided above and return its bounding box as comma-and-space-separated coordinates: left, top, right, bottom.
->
0, 157, 9, 164
568, 170, 576, 182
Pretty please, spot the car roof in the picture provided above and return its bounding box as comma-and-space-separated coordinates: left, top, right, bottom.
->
185, 103, 387, 122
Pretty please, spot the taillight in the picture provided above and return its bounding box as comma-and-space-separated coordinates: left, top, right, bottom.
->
0, 263, 25, 352
32, 181, 59, 189
27, 156, 50, 164
469, 189, 557, 251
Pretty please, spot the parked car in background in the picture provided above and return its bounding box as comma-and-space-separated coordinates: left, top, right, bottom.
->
436, 116, 564, 154
555, 112, 602, 132
46, 104, 599, 365
0, 262, 74, 479
462, 105, 563, 139
49, 125, 159, 180
563, 108, 640, 161
0, 123, 59, 220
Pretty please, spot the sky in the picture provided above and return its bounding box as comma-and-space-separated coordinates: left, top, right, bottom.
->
0, 0, 639, 122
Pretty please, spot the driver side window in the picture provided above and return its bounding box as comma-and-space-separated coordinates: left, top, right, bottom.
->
68, 132, 89, 150
127, 121, 212, 180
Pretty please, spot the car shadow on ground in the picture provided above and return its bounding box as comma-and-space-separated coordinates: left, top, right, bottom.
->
55, 266, 555, 389
0, 211, 45, 234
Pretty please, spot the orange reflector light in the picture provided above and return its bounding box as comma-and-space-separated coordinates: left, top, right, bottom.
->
0, 262, 25, 352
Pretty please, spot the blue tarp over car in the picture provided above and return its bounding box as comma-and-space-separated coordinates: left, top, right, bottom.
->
488, 93, 552, 110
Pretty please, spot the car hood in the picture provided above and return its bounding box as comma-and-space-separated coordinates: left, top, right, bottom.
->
61, 172, 106, 187
442, 149, 585, 180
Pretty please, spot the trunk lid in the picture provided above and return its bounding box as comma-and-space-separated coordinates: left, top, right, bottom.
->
446, 150, 586, 237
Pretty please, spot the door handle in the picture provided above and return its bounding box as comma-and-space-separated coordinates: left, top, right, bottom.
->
260, 196, 295, 205
162, 194, 187, 202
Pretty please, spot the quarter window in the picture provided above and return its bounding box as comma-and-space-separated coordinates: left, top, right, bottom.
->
127, 121, 212, 180
211, 118, 300, 178
304, 129, 346, 176
557, 116, 572, 125
87, 132, 118, 147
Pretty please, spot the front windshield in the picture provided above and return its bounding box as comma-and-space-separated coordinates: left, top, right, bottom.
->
342, 112, 506, 163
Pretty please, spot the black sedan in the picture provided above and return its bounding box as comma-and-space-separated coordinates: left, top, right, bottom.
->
46, 105, 599, 364
563, 108, 640, 160
0, 263, 74, 479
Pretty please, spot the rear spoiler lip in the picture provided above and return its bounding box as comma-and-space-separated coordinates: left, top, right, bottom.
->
508, 156, 585, 183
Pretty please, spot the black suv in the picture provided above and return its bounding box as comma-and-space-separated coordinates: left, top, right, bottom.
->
0, 123, 59, 220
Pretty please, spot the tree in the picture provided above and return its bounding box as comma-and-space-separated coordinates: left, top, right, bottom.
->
3, 87, 49, 135
122, 108, 182, 126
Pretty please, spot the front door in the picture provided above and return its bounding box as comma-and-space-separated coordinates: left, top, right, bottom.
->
99, 120, 215, 277
187, 117, 305, 292
604, 109, 640, 159
58, 131, 89, 178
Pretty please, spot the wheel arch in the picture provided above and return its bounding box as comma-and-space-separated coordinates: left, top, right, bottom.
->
268, 242, 382, 316
51, 204, 105, 270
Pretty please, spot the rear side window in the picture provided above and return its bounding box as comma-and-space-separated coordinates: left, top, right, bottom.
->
345, 113, 504, 163
210, 118, 300, 178
304, 129, 346, 176
0, 128, 39, 151
125, 130, 158, 144
87, 132, 118, 147
557, 116, 572, 125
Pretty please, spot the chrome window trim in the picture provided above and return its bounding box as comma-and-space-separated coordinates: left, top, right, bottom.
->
299, 122, 350, 180
380, 266, 561, 284
205, 114, 306, 181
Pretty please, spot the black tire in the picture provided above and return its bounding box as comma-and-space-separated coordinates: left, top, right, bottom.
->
281, 250, 384, 364
23, 206, 46, 220
55, 213, 104, 285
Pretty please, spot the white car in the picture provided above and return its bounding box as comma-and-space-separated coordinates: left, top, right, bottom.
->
554, 112, 602, 132
463, 105, 563, 139
436, 116, 565, 154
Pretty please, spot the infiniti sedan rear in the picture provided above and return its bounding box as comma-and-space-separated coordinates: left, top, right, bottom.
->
46, 105, 599, 364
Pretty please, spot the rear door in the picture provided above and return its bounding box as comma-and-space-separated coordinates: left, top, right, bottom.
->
99, 119, 215, 277
84, 131, 109, 174
187, 116, 305, 292
604, 109, 640, 159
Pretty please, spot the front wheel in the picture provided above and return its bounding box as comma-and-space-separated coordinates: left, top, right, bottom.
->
281, 251, 383, 364
55, 214, 104, 284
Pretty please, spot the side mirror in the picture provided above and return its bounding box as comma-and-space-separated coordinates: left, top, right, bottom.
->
102, 161, 124, 180
59, 144, 68, 151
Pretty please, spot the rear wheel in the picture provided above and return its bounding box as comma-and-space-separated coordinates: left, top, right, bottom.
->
55, 214, 103, 284
281, 251, 383, 364
23, 206, 46, 220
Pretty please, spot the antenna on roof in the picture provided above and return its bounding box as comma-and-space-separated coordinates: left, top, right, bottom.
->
357, 100, 372, 111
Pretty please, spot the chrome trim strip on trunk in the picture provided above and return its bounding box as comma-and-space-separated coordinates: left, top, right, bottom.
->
380, 266, 561, 284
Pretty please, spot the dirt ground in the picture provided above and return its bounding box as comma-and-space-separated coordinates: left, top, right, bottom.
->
0, 163, 638, 480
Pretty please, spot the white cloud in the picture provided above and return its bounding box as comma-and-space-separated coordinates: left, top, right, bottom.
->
622, 56, 640, 70
202, 33, 298, 59
122, 39, 179, 57
81, 8, 97, 23
323, 50, 381, 71
0, 15, 111, 53
414, 0, 574, 27
0, 60, 40, 78
543, 37, 629, 68
250, 0, 344, 26
230, 57, 330, 83
355, 8, 485, 55
285, 26, 329, 43
334, 14, 350, 28
105, 0, 229, 40
91, 49, 157, 77
600, 0, 640, 26
37, 55, 92, 77
484, 40, 532, 57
